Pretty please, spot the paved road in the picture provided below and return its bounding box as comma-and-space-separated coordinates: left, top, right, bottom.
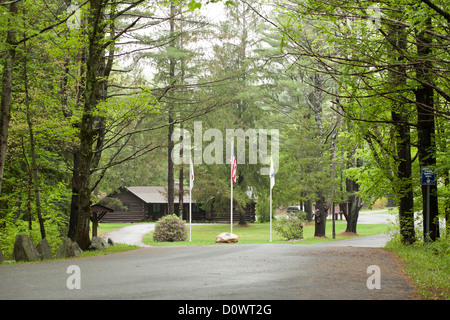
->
1, 212, 417, 300
0, 244, 416, 300
314, 233, 392, 248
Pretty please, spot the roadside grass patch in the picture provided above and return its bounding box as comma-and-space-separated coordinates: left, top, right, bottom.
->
1, 242, 140, 265
386, 236, 450, 300
94, 222, 144, 237
76, 243, 140, 258
142, 221, 391, 246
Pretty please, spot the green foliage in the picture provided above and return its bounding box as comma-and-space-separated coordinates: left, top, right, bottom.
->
0, 219, 65, 259
255, 195, 271, 223
153, 214, 188, 242
187, 0, 234, 11
273, 212, 306, 240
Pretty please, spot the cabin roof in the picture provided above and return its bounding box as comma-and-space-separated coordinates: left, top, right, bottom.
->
125, 186, 191, 204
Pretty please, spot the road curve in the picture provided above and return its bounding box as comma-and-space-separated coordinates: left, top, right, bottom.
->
100, 223, 155, 247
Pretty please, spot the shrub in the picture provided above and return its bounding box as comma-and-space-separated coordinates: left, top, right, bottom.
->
372, 198, 387, 209
153, 214, 188, 242
274, 212, 306, 240
0, 219, 65, 259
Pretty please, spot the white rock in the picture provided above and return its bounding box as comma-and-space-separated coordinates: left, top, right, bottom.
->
215, 232, 239, 243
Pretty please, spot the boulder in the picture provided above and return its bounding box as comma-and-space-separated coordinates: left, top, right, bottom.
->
89, 236, 108, 250
56, 236, 75, 259
13, 235, 40, 262
107, 238, 115, 246
215, 232, 239, 243
36, 238, 53, 260
72, 241, 83, 256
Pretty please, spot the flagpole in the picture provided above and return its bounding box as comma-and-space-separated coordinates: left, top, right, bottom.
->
230, 154, 233, 235
189, 158, 194, 242
270, 182, 272, 243
189, 186, 192, 242
269, 154, 275, 243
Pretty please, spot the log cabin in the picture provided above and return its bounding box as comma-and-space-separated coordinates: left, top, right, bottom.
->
100, 186, 255, 224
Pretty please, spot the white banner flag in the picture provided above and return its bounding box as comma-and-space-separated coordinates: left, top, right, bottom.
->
190, 158, 194, 190
270, 155, 275, 189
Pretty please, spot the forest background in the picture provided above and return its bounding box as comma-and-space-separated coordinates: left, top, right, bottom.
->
0, 0, 449, 254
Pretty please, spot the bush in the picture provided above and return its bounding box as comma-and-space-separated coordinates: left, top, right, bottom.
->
153, 214, 188, 242
0, 219, 65, 259
274, 212, 306, 240
372, 198, 387, 209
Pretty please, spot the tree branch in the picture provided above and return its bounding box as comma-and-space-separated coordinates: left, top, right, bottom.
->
421, 0, 450, 23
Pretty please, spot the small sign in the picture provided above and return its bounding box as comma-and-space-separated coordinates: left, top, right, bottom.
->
421, 166, 436, 185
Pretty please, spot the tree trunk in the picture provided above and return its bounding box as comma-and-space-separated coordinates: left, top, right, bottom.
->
393, 111, 415, 243
239, 208, 247, 225
345, 167, 362, 234
0, 1, 18, 195
23, 39, 46, 239
65, 0, 85, 241
178, 124, 184, 219
68, 150, 80, 240
415, 17, 439, 241
168, 115, 175, 216
305, 199, 313, 222
167, 2, 176, 217
345, 195, 361, 234
314, 191, 327, 237
389, 20, 415, 244
444, 171, 450, 235
75, 0, 106, 250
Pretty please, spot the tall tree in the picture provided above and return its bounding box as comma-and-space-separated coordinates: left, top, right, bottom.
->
269, 0, 450, 242
75, 0, 145, 249
0, 0, 18, 195
414, 15, 439, 241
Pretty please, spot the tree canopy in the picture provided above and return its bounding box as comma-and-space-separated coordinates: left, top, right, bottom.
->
0, 0, 449, 251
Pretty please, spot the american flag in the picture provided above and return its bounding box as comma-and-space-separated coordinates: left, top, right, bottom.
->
230, 143, 237, 183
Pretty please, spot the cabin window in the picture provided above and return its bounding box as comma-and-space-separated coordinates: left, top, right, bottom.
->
152, 203, 161, 213
115, 203, 130, 212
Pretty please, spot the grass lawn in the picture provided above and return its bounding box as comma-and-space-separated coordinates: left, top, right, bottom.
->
93, 222, 139, 237
142, 220, 392, 246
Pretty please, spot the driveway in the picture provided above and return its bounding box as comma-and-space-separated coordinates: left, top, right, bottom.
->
358, 210, 396, 225
100, 223, 155, 247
